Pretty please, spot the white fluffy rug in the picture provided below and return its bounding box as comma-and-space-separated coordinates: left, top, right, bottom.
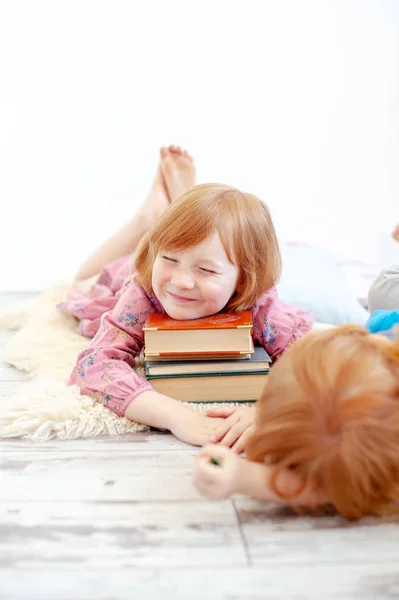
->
0, 282, 149, 440
0, 283, 332, 441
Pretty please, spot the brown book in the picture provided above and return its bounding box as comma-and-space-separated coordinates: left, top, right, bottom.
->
143, 311, 253, 357
146, 371, 267, 402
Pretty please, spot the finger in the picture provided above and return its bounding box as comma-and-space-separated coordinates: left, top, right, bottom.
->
199, 444, 233, 467
199, 443, 223, 459
231, 426, 252, 454
209, 422, 234, 443
198, 444, 226, 465
196, 459, 218, 481
210, 428, 232, 444
196, 458, 224, 485
218, 422, 248, 448
206, 407, 237, 418
231, 424, 254, 453
209, 414, 241, 443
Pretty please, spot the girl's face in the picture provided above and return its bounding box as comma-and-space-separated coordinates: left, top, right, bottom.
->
152, 232, 239, 320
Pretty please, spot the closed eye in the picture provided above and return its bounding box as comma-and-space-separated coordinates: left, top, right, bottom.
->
162, 255, 178, 263
199, 267, 217, 274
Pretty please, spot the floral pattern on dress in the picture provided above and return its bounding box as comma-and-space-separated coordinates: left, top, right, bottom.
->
262, 320, 280, 346
116, 307, 150, 329
75, 348, 98, 379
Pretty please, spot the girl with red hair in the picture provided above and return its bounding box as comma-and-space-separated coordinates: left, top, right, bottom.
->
194, 326, 399, 519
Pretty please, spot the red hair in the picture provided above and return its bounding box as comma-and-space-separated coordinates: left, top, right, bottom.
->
246, 325, 399, 520
133, 183, 281, 311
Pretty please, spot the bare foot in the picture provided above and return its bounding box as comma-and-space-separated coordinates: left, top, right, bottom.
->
160, 145, 197, 202
392, 224, 399, 243
170, 409, 226, 447
138, 163, 171, 228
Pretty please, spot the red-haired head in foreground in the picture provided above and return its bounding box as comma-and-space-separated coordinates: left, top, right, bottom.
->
245, 325, 399, 520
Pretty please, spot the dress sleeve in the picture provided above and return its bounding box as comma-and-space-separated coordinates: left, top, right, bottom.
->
69, 280, 154, 416
252, 288, 314, 360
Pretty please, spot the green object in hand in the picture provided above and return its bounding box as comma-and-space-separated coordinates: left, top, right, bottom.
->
211, 457, 219, 465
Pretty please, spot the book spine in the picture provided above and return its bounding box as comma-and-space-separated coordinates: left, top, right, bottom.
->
146, 370, 270, 380
145, 350, 254, 357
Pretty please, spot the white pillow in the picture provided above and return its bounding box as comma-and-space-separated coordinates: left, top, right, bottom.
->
277, 243, 369, 325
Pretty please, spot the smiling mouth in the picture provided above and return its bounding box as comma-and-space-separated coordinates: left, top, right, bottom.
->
167, 292, 197, 303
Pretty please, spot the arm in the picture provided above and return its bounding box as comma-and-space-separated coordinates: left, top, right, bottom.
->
252, 289, 314, 359
70, 280, 154, 416
194, 444, 291, 502
236, 457, 301, 502
194, 445, 326, 507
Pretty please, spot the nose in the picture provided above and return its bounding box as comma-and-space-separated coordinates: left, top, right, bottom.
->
171, 269, 195, 289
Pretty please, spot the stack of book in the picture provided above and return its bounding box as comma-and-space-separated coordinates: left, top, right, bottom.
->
143, 311, 271, 402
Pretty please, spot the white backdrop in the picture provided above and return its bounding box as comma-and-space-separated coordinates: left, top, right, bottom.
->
0, 0, 397, 290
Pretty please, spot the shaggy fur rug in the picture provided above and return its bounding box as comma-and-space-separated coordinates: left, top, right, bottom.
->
0, 281, 149, 440
0, 282, 332, 441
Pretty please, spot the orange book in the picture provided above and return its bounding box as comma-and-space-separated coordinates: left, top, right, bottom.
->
143, 311, 254, 357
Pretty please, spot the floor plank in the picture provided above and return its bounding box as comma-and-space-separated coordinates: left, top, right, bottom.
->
0, 447, 202, 501
0, 432, 189, 452
1, 564, 399, 600
235, 498, 399, 566
0, 500, 246, 568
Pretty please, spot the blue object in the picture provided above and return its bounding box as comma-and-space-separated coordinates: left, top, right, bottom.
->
365, 310, 399, 335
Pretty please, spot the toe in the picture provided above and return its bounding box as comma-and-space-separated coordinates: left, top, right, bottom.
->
160, 146, 169, 158
160, 154, 174, 178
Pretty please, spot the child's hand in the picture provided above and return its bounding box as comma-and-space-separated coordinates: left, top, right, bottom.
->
193, 444, 240, 500
206, 405, 255, 454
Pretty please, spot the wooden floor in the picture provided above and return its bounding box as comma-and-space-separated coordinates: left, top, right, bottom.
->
1, 292, 399, 599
